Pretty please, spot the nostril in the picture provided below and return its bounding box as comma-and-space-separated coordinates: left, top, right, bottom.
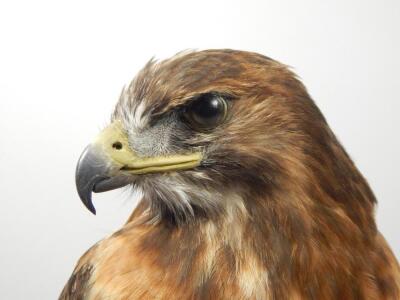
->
112, 141, 123, 150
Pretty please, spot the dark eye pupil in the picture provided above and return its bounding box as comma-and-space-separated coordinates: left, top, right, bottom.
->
185, 94, 227, 130
192, 96, 221, 120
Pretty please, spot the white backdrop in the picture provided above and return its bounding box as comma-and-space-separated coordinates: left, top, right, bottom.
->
0, 1, 399, 299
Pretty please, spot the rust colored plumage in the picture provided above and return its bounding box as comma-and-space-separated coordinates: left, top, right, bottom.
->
61, 50, 400, 299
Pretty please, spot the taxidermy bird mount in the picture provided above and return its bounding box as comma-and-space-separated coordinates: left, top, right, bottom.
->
61, 50, 400, 299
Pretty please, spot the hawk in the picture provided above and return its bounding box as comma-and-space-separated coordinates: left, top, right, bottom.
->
60, 50, 400, 299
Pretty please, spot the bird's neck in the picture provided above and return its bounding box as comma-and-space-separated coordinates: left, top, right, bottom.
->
128, 172, 378, 256
121, 181, 390, 299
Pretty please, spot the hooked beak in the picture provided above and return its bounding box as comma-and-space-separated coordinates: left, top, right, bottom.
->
75, 121, 202, 214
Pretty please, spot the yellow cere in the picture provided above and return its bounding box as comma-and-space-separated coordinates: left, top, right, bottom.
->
93, 121, 202, 174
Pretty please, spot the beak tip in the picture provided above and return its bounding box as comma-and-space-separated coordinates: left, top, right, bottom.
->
84, 199, 97, 215
88, 206, 97, 215
77, 190, 97, 215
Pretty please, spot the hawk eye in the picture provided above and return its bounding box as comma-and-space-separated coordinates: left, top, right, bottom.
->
183, 93, 228, 130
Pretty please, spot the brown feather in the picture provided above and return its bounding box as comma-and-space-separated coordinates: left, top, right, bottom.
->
61, 49, 400, 299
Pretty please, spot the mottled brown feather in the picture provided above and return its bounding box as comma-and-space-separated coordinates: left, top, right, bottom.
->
61, 49, 400, 299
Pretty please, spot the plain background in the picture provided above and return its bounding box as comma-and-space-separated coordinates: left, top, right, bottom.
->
0, 0, 399, 299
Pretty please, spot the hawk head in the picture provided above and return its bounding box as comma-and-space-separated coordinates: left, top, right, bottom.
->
76, 49, 375, 228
